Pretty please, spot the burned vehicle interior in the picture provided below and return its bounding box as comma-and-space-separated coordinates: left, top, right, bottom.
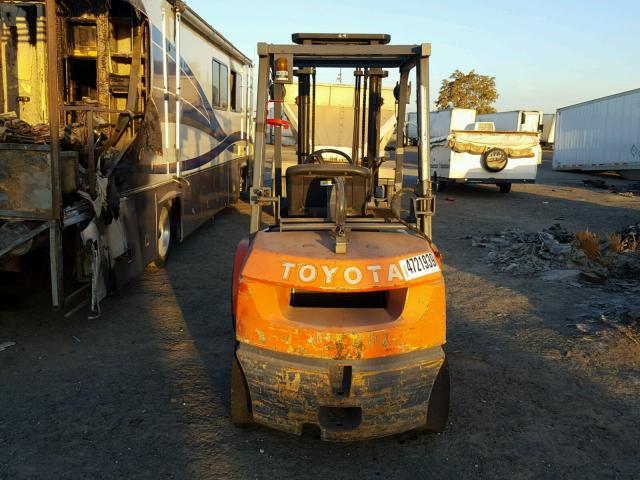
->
0, 0, 148, 151
0, 0, 153, 312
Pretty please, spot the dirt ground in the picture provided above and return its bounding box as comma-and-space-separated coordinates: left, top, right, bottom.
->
1, 150, 639, 479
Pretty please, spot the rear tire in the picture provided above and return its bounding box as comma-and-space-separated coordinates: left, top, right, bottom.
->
421, 359, 450, 433
154, 204, 172, 268
498, 183, 512, 194
231, 354, 253, 427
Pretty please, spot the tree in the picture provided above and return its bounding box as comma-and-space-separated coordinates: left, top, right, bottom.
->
435, 70, 498, 114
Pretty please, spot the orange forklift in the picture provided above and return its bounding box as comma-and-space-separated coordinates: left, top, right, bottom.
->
231, 33, 449, 441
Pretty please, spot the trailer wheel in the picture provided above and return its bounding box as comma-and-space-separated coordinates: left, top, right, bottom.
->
498, 183, 512, 194
231, 354, 253, 427
419, 359, 450, 433
154, 204, 172, 268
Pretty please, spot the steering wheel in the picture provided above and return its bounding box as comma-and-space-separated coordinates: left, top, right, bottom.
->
303, 148, 353, 165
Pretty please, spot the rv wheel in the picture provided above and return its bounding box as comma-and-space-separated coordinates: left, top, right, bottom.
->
154, 204, 172, 268
498, 183, 512, 194
231, 354, 253, 427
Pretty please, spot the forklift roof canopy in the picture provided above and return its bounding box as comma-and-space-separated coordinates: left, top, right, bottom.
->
258, 34, 430, 69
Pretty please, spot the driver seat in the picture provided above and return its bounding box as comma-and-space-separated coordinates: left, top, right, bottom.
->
286, 163, 370, 216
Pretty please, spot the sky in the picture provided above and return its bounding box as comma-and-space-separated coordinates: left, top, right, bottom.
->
188, 0, 639, 113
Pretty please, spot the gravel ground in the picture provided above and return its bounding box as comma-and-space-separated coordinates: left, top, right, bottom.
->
1, 150, 639, 479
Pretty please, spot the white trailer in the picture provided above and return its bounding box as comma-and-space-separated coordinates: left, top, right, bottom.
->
477, 110, 544, 133
541, 113, 556, 145
553, 88, 640, 178
430, 109, 541, 193
405, 112, 418, 145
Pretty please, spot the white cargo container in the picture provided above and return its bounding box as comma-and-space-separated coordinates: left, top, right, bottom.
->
430, 108, 476, 138
541, 113, 556, 145
405, 112, 418, 145
477, 110, 544, 133
430, 109, 541, 193
553, 88, 640, 177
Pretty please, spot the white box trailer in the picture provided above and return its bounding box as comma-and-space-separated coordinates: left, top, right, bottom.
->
541, 113, 556, 145
405, 112, 418, 145
553, 88, 640, 178
430, 108, 476, 138
477, 110, 544, 133
430, 109, 541, 193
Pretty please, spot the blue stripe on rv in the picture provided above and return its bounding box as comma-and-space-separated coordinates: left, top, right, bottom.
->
147, 131, 244, 174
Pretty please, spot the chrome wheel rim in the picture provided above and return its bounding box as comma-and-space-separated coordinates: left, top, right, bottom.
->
158, 207, 171, 258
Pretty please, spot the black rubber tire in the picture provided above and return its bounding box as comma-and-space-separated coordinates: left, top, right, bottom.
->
432, 174, 445, 194
432, 178, 447, 193
498, 183, 512, 194
153, 204, 172, 268
422, 359, 450, 433
230, 354, 253, 427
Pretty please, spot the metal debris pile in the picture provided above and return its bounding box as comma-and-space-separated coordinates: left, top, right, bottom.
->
614, 223, 640, 253
470, 224, 582, 275
471, 222, 640, 280
0, 112, 51, 144
472, 223, 640, 343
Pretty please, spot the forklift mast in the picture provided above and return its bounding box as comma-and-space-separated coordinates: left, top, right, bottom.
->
251, 33, 433, 238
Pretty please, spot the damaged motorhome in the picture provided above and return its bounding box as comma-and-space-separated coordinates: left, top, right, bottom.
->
0, 0, 253, 314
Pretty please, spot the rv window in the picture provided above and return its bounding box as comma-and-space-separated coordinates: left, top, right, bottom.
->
212, 59, 229, 109
230, 71, 239, 111
220, 64, 228, 109
212, 60, 220, 106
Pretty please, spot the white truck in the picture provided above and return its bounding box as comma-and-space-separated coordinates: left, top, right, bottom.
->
553, 88, 640, 179
477, 110, 544, 133
430, 108, 541, 193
